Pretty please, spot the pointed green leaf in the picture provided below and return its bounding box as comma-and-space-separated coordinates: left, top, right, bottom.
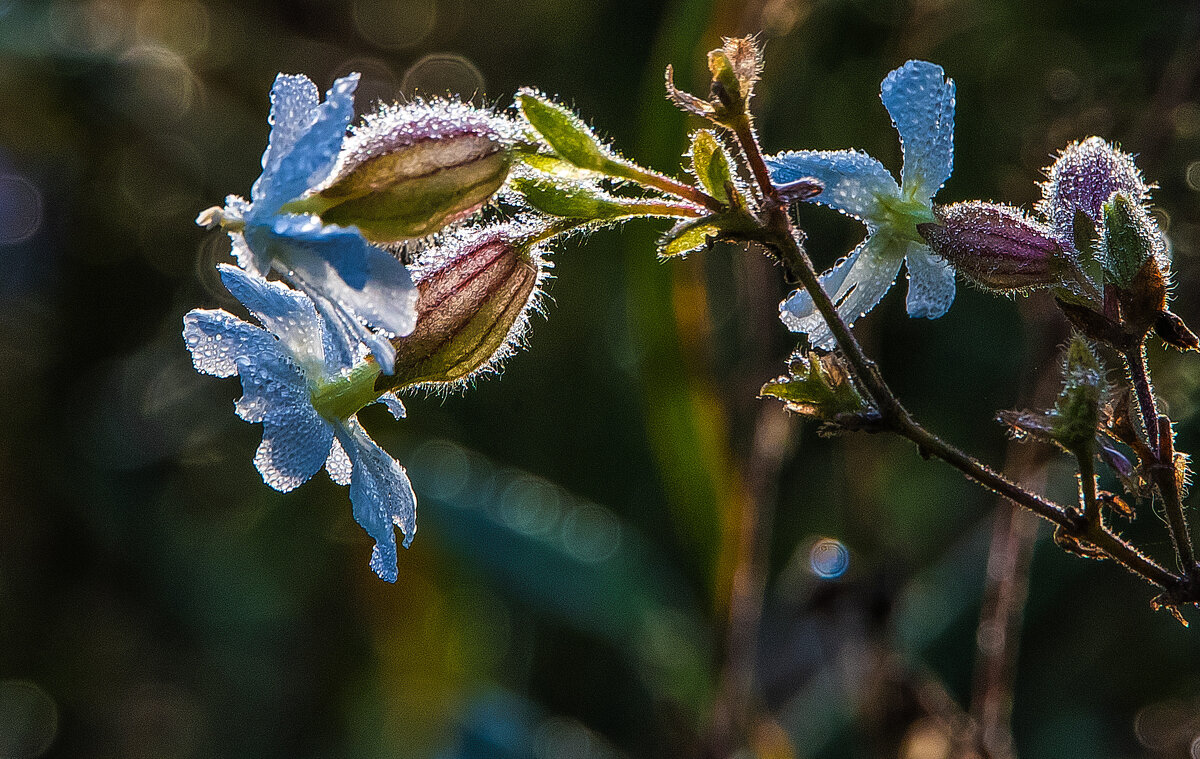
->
659, 218, 721, 257
688, 130, 735, 205
517, 91, 613, 173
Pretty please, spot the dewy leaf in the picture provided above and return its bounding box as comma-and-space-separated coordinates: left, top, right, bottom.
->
659, 218, 722, 258
688, 130, 735, 205
512, 174, 690, 222
513, 145, 598, 181
517, 91, 613, 173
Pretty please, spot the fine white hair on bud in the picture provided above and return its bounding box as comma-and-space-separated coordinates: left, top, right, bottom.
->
383, 219, 554, 394
1038, 137, 1151, 248
290, 99, 520, 244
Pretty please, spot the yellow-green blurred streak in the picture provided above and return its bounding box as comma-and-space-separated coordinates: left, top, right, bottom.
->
629, 0, 747, 608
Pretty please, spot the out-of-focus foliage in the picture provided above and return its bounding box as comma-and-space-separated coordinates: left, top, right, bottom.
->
3, 1, 1200, 757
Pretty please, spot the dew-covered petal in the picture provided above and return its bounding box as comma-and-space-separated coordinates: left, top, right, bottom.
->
904, 243, 956, 318
183, 308, 278, 378
780, 234, 906, 350
217, 264, 326, 369
376, 392, 406, 420
306, 290, 376, 373
881, 60, 955, 199
283, 239, 417, 372
336, 420, 417, 583
252, 74, 360, 215
326, 436, 353, 486
254, 402, 335, 494
766, 149, 899, 223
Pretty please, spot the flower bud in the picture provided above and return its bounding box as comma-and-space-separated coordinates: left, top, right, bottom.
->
287, 101, 514, 243
1039, 137, 1149, 247
1052, 335, 1104, 454
380, 222, 545, 389
918, 201, 1060, 291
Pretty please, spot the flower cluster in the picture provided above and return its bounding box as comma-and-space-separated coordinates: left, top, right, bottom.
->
185, 73, 543, 581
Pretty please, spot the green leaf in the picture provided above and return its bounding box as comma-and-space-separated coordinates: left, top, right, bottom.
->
688, 130, 735, 205
513, 145, 598, 182
512, 174, 665, 222
659, 218, 722, 257
517, 91, 613, 173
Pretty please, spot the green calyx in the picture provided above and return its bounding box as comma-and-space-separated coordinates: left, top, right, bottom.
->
879, 195, 936, 244
310, 360, 385, 422
1100, 193, 1160, 289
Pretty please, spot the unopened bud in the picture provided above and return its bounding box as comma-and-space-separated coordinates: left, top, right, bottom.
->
381, 222, 545, 389
287, 101, 513, 243
1052, 335, 1104, 454
918, 201, 1059, 291
1040, 137, 1149, 246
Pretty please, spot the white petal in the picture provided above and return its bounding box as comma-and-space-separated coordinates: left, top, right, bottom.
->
336, 420, 417, 583
880, 60, 956, 199
765, 149, 899, 223
780, 234, 906, 350
183, 308, 278, 379
904, 243, 957, 319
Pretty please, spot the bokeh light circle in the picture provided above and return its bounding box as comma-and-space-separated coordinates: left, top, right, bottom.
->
808, 537, 849, 579
0, 680, 58, 758
353, 0, 436, 49
402, 53, 485, 101
0, 175, 43, 245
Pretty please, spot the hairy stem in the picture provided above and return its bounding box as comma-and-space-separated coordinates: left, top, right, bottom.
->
1079, 450, 1100, 525
618, 163, 727, 213
1124, 347, 1196, 575
1126, 345, 1161, 454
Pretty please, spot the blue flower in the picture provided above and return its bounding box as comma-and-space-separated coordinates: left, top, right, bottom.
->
202, 73, 418, 373
766, 60, 957, 349
183, 264, 416, 582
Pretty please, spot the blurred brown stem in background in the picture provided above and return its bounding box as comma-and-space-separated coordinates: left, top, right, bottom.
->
708, 404, 797, 757
969, 307, 1064, 759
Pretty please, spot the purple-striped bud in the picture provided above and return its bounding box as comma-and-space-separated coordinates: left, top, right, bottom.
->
287, 101, 514, 243
1039, 137, 1149, 247
918, 201, 1060, 291
379, 222, 546, 389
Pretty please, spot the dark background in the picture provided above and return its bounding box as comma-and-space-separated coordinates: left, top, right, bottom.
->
2, 0, 1200, 757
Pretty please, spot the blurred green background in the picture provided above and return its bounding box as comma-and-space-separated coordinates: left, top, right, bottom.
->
3, 0, 1200, 757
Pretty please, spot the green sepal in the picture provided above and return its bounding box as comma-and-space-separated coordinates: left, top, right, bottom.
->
1100, 193, 1161, 289
285, 145, 511, 242
688, 130, 737, 206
